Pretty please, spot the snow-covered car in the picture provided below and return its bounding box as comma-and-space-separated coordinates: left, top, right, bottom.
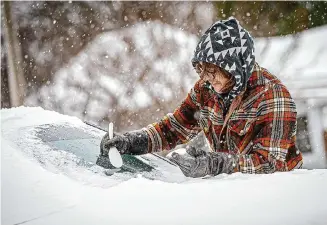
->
2, 107, 327, 225
1, 107, 185, 182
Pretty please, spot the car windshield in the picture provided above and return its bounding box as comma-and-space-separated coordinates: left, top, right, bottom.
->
7, 119, 185, 183
33, 123, 157, 174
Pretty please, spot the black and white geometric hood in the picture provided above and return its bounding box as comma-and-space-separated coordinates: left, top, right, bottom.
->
192, 17, 255, 107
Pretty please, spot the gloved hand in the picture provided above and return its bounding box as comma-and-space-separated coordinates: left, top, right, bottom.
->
168, 146, 239, 178
100, 130, 148, 156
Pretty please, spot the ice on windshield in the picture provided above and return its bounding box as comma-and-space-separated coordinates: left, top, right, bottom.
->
35, 124, 99, 142
34, 124, 101, 165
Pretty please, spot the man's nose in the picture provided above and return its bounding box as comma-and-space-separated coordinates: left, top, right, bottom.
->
202, 75, 213, 83
201, 76, 209, 82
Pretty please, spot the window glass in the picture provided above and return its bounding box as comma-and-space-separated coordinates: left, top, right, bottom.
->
296, 117, 311, 153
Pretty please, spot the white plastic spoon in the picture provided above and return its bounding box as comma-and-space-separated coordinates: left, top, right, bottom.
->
108, 122, 123, 168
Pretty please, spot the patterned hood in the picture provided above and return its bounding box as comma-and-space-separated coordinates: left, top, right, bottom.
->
192, 17, 255, 107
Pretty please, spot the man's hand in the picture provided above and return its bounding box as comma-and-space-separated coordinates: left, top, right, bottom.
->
168, 147, 239, 178
100, 132, 130, 156
168, 147, 210, 178
100, 130, 149, 156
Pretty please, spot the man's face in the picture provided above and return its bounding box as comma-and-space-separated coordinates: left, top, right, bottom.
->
196, 62, 233, 93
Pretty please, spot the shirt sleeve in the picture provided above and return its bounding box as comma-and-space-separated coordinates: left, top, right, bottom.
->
143, 81, 203, 153
236, 83, 302, 173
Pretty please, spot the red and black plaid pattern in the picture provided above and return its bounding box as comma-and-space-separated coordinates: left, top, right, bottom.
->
144, 65, 303, 173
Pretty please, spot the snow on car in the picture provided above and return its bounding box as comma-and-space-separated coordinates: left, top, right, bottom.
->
2, 107, 327, 225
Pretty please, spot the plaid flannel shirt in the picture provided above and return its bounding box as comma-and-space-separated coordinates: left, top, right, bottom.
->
144, 65, 303, 173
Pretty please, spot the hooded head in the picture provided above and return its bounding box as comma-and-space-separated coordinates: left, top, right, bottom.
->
192, 17, 255, 106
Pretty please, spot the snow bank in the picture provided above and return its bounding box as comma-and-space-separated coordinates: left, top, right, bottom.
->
2, 107, 327, 225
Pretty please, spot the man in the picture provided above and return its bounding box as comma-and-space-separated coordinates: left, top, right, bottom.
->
100, 17, 303, 178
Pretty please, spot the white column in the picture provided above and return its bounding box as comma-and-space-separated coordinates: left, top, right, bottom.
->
306, 106, 327, 169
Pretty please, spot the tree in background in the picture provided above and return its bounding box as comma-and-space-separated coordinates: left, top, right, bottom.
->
215, 1, 327, 36
2, 1, 26, 107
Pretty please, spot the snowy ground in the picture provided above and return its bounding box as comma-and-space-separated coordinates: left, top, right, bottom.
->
2, 107, 327, 225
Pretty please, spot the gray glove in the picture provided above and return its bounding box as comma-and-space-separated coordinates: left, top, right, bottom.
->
100, 130, 148, 156
168, 147, 239, 178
